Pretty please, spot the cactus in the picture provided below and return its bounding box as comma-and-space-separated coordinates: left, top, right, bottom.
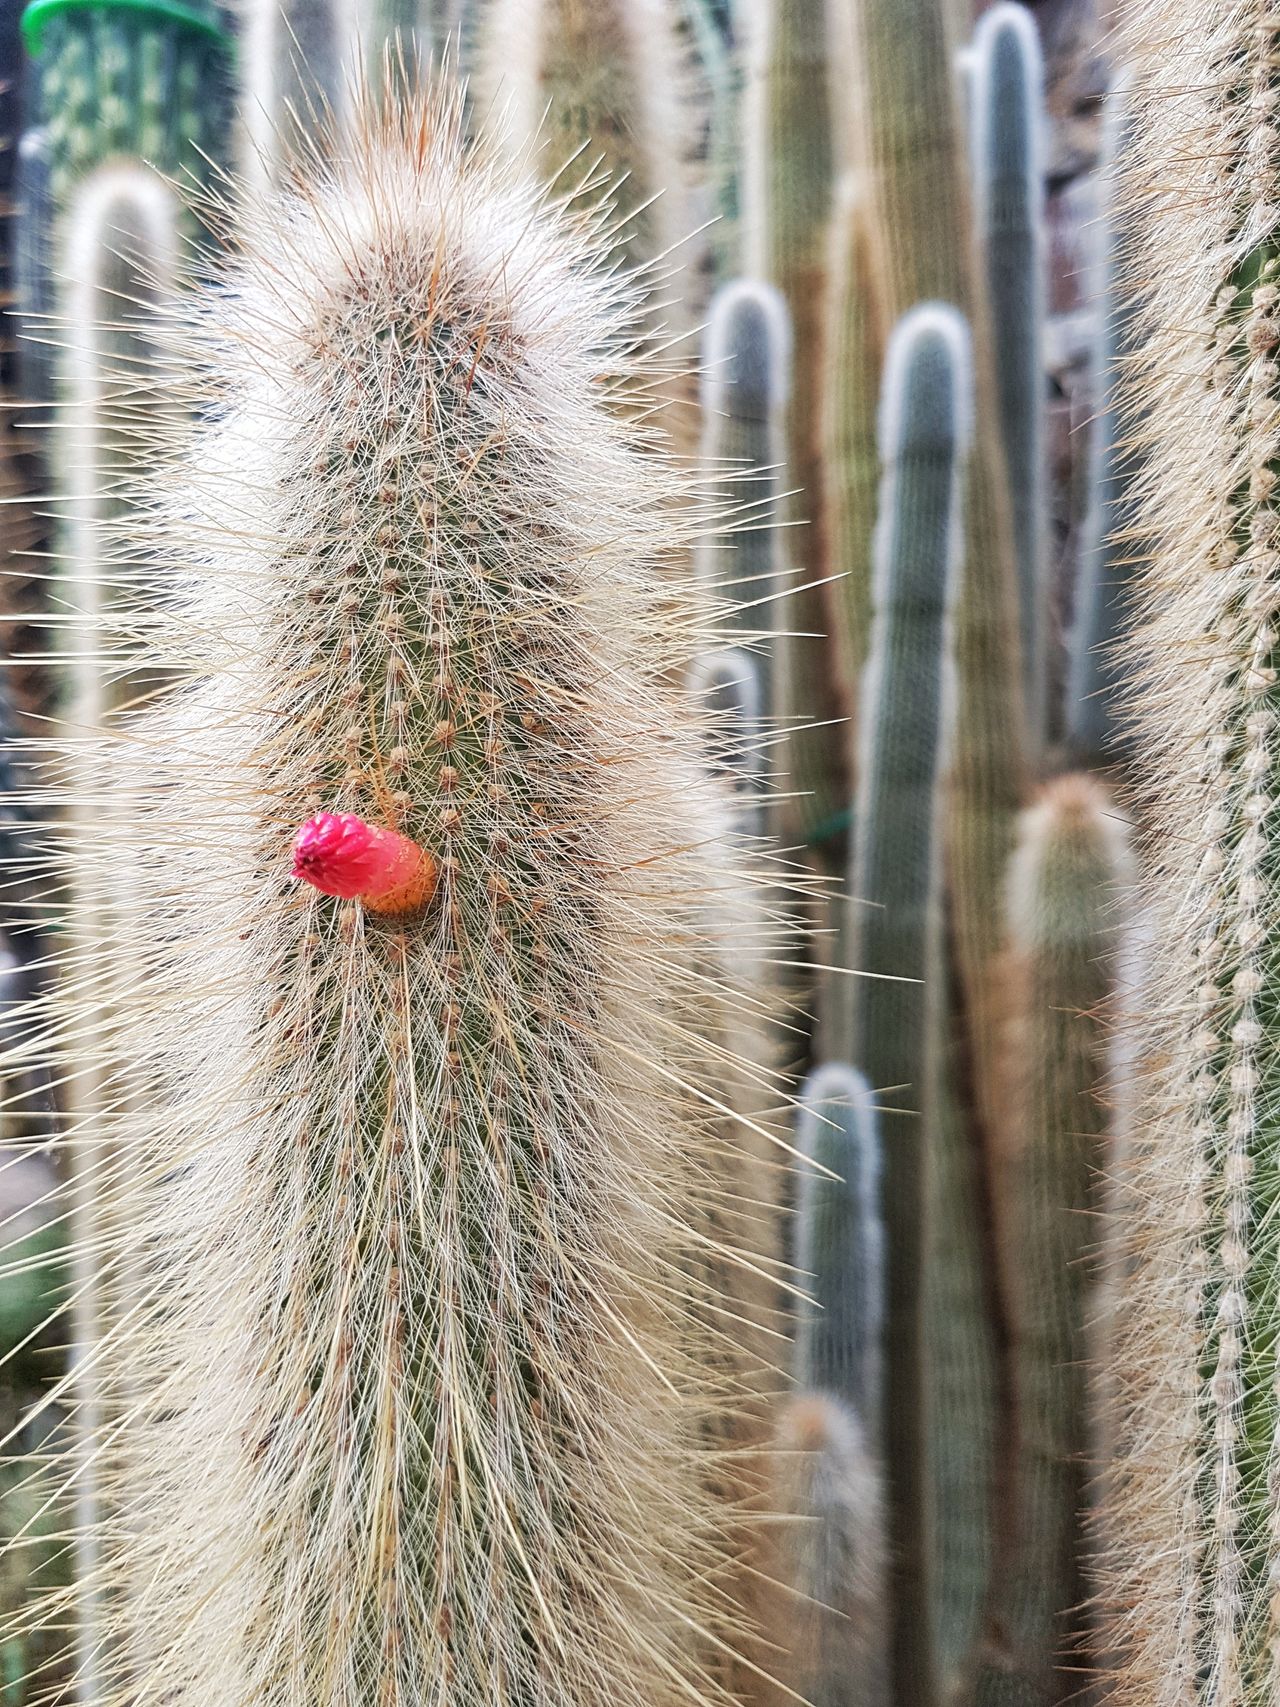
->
969, 2, 1048, 747
689, 648, 767, 838
743, 0, 846, 854
21, 84, 789, 1706
1067, 71, 1138, 760
835, 0, 1027, 1148
696, 278, 791, 718
794, 1062, 883, 1428
680, 0, 741, 280
820, 172, 888, 757
22, 0, 231, 221
472, 0, 693, 293
1100, 4, 1280, 1701
239, 0, 362, 193
842, 303, 969, 1707
775, 1393, 889, 1707
972, 774, 1131, 1705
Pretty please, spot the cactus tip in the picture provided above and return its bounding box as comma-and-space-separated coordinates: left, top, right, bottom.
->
292, 810, 436, 914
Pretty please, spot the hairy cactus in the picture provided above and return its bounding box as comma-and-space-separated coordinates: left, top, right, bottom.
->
472, 0, 693, 292
974, 775, 1131, 1706
743, 0, 846, 854
1101, 5, 1280, 1702
696, 279, 791, 717
969, 2, 1047, 747
795, 1062, 883, 1427
24, 85, 788, 1707
22, 0, 231, 219
842, 303, 969, 1707
775, 1394, 889, 1707
1067, 71, 1138, 760
681, 0, 742, 279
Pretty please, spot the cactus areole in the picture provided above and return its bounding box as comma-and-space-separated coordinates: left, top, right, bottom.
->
19, 0, 229, 53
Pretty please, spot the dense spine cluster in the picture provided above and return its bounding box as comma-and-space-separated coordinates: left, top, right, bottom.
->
1106, 4, 1280, 1702
35, 87, 781, 1707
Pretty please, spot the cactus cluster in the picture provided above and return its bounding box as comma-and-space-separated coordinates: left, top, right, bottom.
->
0, 0, 1209, 1704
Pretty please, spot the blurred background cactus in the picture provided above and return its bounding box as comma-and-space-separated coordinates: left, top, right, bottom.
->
0, 0, 1207, 1700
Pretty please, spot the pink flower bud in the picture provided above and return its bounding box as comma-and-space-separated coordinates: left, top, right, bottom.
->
292, 812, 437, 914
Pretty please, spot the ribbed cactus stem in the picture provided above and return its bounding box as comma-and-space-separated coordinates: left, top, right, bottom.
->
743, 0, 846, 851
845, 303, 969, 1707
1103, 6, 1280, 1702
473, 0, 692, 292
969, 2, 1048, 746
239, 0, 362, 193
23, 0, 231, 223
974, 774, 1131, 1705
38, 86, 780, 1707
1067, 70, 1137, 759
795, 1063, 883, 1429
696, 279, 791, 714
775, 1394, 889, 1707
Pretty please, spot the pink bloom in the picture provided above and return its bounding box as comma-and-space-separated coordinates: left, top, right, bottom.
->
293, 811, 434, 913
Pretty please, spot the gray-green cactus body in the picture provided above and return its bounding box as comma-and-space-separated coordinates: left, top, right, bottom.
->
846, 302, 970, 1707
1068, 71, 1138, 760
795, 1062, 883, 1427
24, 0, 231, 219
969, 2, 1047, 746
697, 279, 791, 717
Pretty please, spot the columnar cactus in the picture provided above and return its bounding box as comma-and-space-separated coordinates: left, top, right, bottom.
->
35, 85, 783, 1707
795, 1062, 883, 1428
696, 279, 791, 716
239, 0, 361, 193
472, 0, 693, 291
681, 0, 742, 280
743, 0, 846, 852
1103, 5, 1280, 1702
974, 774, 1131, 1706
844, 303, 969, 1707
834, 0, 1027, 1147
775, 1394, 889, 1707
1067, 71, 1138, 760
969, 2, 1047, 747
22, 0, 231, 218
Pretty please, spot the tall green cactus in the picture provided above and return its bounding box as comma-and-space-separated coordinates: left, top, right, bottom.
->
681, 0, 741, 280
696, 278, 791, 718
1067, 70, 1138, 760
472, 0, 693, 293
969, 2, 1047, 747
974, 774, 1131, 1706
22, 0, 231, 219
834, 0, 1027, 1155
775, 1393, 889, 1707
795, 1062, 883, 1426
239, 0, 361, 191
744, 0, 847, 853
24, 84, 783, 1707
1103, 5, 1280, 1701
844, 302, 969, 1707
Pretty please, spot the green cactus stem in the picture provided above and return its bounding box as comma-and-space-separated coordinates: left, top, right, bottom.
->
696, 277, 791, 720
845, 302, 970, 1707
795, 1062, 883, 1427
239, 0, 361, 192
969, 2, 1048, 747
1067, 70, 1138, 760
